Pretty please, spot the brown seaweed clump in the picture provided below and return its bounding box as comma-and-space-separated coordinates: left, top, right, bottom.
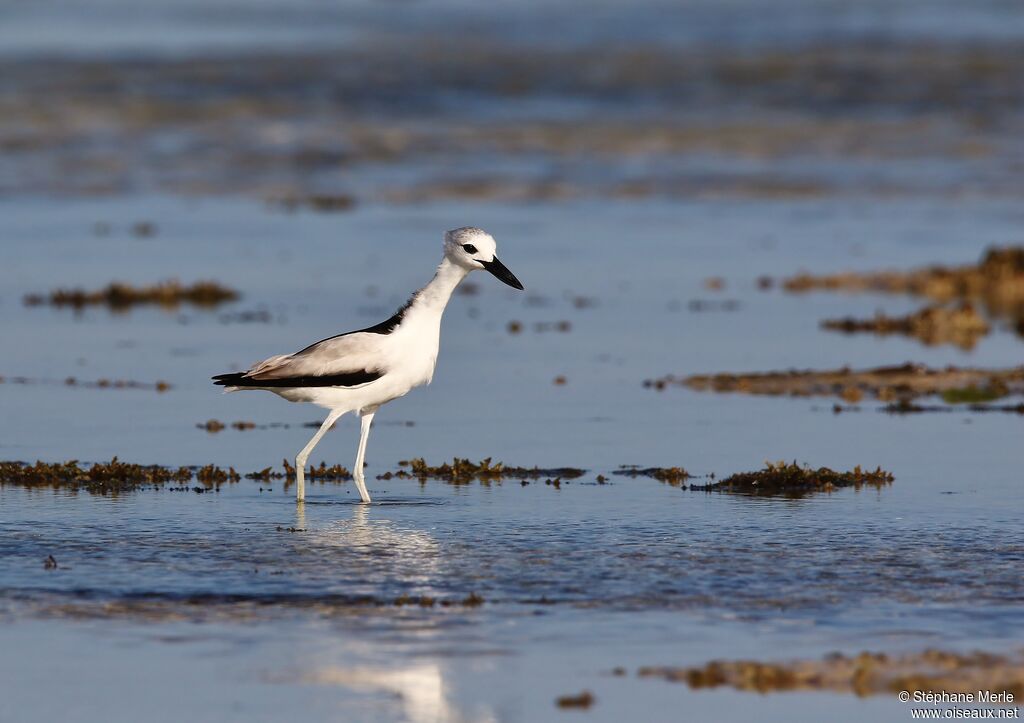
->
691, 462, 893, 497
1, 458, 357, 494
245, 459, 352, 486
652, 363, 1024, 403
555, 691, 596, 709
821, 303, 990, 350
24, 280, 239, 311
379, 457, 585, 484
195, 464, 242, 486
638, 649, 1024, 700
304, 462, 352, 481
614, 466, 693, 486
0, 458, 239, 493
784, 246, 1024, 327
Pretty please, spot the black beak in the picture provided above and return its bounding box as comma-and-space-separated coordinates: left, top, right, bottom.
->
480, 256, 524, 290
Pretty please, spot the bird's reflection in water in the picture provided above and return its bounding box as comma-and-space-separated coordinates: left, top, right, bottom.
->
291, 505, 494, 723
295, 503, 444, 591
305, 662, 495, 723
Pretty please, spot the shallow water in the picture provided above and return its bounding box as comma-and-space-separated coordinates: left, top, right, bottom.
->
2, 195, 1023, 721
2, 1, 1024, 720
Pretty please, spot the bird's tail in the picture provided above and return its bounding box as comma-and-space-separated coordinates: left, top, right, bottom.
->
212, 372, 247, 387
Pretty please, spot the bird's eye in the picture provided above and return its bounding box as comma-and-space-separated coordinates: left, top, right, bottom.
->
461, 243, 478, 254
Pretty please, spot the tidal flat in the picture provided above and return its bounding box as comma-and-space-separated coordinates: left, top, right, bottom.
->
2, 0, 1024, 721
3, 195, 1022, 723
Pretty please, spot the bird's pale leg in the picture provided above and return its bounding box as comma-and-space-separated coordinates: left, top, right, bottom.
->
352, 411, 375, 503
295, 410, 343, 502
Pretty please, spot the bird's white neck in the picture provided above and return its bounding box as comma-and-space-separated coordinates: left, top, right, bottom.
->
411, 257, 469, 317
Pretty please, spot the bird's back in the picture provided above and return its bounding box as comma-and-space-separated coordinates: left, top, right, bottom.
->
213, 299, 443, 393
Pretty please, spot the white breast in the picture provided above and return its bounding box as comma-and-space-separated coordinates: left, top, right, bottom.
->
386, 306, 443, 388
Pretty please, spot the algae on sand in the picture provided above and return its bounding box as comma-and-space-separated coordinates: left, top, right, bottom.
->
821, 302, 990, 350
638, 649, 1024, 699
651, 363, 1024, 404
378, 457, 586, 484
690, 462, 894, 498
786, 246, 1024, 330
23, 280, 239, 312
0, 458, 232, 493
613, 466, 693, 486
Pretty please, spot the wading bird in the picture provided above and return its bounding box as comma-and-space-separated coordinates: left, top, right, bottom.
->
213, 227, 524, 503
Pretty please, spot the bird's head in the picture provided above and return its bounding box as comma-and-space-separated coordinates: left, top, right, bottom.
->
444, 227, 524, 290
